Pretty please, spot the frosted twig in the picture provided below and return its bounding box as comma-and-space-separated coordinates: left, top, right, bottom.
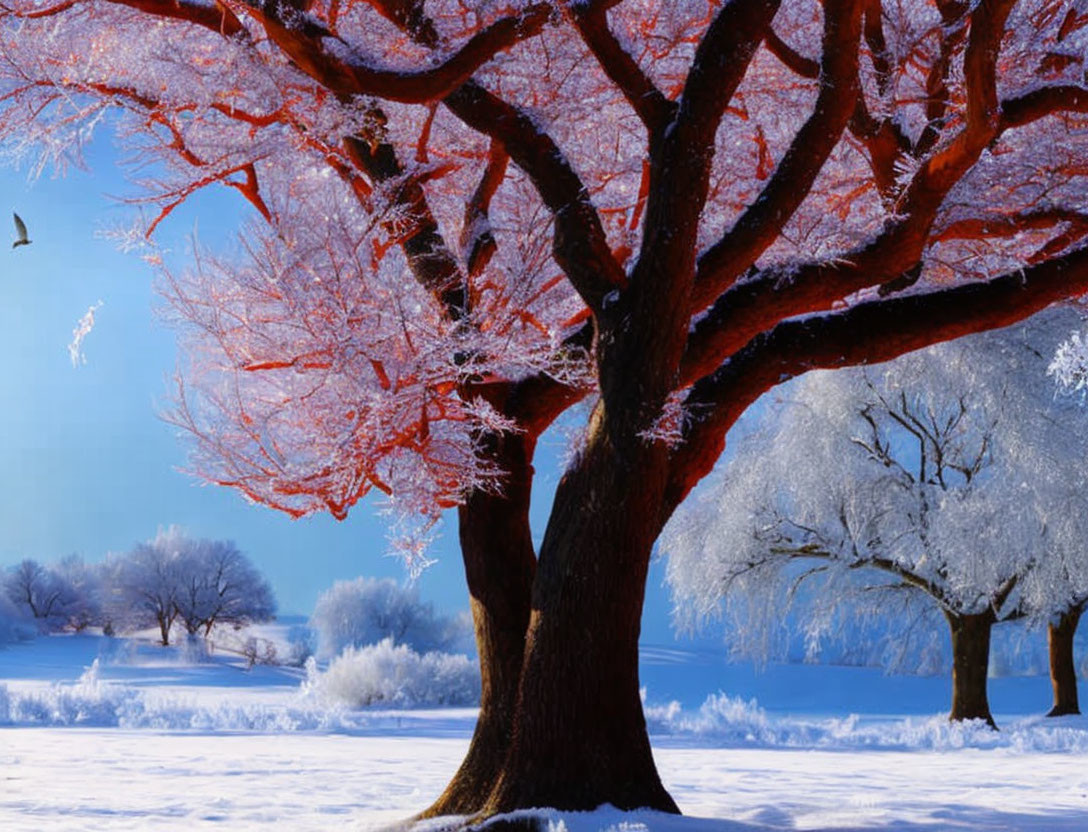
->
68, 300, 103, 368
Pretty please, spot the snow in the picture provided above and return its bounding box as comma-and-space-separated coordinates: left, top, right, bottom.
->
2, 631, 1088, 830
67, 301, 102, 368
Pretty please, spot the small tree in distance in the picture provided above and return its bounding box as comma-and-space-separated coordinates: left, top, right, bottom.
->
109, 533, 182, 646
310, 576, 470, 660
171, 534, 277, 639
2, 559, 84, 632
52, 555, 105, 633
664, 310, 1088, 727
109, 528, 276, 646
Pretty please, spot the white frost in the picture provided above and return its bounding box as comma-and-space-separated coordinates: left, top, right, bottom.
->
67, 300, 103, 368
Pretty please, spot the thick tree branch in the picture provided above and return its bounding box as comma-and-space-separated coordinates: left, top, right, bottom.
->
693, 0, 865, 310
443, 82, 626, 315
681, 65, 1079, 386
914, 0, 969, 158
933, 209, 1088, 242
461, 139, 509, 280
764, 20, 910, 199
341, 131, 467, 318
569, 3, 675, 135
764, 27, 819, 77
1000, 85, 1088, 128
102, 0, 246, 36
606, 0, 781, 411
242, 1, 552, 103
634, 0, 780, 279
665, 243, 1088, 515
962, 0, 1016, 135
772, 543, 952, 608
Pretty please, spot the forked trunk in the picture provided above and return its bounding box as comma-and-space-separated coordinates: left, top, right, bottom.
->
1047, 607, 1082, 717
421, 431, 537, 818
947, 609, 996, 728
479, 422, 679, 818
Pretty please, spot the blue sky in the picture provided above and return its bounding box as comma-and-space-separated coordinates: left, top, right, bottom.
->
0, 138, 682, 641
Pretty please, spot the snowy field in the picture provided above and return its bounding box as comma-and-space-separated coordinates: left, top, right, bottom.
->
3, 632, 1088, 831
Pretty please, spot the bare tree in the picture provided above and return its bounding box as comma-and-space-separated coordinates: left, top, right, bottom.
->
110, 531, 184, 646
172, 536, 276, 638
2, 559, 81, 631
110, 529, 275, 645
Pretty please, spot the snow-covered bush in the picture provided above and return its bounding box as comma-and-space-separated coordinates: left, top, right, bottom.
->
303, 638, 479, 708
285, 624, 316, 667
309, 577, 470, 660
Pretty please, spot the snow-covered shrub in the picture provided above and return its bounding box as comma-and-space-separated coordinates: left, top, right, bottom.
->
241, 636, 278, 668
303, 638, 479, 708
285, 624, 316, 667
309, 577, 471, 659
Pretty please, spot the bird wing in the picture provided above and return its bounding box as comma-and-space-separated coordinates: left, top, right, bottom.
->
12, 212, 27, 242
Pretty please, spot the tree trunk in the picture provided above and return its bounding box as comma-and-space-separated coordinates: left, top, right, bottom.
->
479, 415, 679, 817
946, 610, 996, 728
158, 613, 171, 646
1047, 607, 1082, 717
420, 430, 538, 818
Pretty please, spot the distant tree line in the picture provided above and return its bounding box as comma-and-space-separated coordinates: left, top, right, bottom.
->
1, 528, 275, 646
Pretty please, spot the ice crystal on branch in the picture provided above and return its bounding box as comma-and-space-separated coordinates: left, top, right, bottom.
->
1049, 329, 1088, 398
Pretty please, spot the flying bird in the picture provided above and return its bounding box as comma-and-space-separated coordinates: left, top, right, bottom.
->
12, 212, 30, 248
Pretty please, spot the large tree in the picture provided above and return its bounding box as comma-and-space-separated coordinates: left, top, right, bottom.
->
663, 310, 1088, 729
5, 0, 1088, 820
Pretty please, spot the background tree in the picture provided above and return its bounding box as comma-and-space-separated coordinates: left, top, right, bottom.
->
1045, 316, 1088, 714
109, 528, 276, 644
6, 0, 1088, 818
110, 530, 184, 646
52, 555, 106, 633
0, 587, 34, 645
309, 576, 471, 660
171, 535, 277, 638
1, 559, 85, 632
664, 310, 1088, 727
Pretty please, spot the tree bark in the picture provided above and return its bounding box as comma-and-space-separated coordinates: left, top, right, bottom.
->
420, 430, 538, 818
158, 613, 171, 646
1047, 606, 1082, 717
479, 414, 679, 817
946, 609, 997, 728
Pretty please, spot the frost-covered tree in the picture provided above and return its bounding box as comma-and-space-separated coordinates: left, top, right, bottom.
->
8, 0, 1088, 816
664, 310, 1088, 728
310, 576, 469, 659
110, 529, 275, 644
110, 531, 184, 645
171, 535, 277, 638
52, 555, 106, 633
1, 559, 86, 632
0, 589, 34, 645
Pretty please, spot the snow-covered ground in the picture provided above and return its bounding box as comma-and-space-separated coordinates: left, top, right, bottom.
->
2, 631, 1088, 830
